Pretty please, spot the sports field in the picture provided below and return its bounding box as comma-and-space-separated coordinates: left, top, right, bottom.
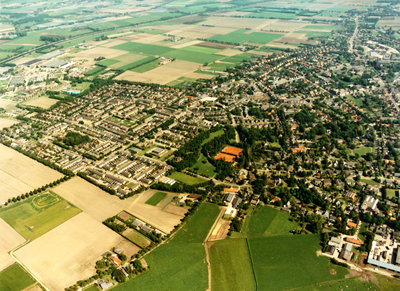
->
248, 235, 348, 291
246, 206, 297, 237
145, 192, 167, 206
209, 239, 255, 291
169, 172, 207, 185
0, 263, 36, 291
170, 203, 220, 244
0, 192, 81, 240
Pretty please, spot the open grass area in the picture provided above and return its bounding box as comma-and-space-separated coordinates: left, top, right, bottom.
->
387, 189, 399, 198
209, 238, 255, 291
190, 154, 216, 178
124, 229, 151, 248
221, 53, 255, 64
0, 192, 81, 240
360, 179, 380, 186
170, 203, 220, 244
353, 146, 373, 156
249, 235, 348, 291
246, 206, 297, 237
208, 29, 283, 45
145, 192, 167, 206
0, 263, 36, 291
202, 129, 225, 145
169, 172, 207, 185
291, 276, 376, 291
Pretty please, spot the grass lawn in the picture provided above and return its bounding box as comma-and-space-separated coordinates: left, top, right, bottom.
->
360, 179, 380, 186
124, 229, 151, 248
107, 116, 134, 127
246, 206, 297, 237
145, 192, 167, 206
373, 272, 400, 290
209, 239, 255, 291
387, 189, 399, 198
190, 154, 216, 177
0, 192, 81, 240
207, 29, 283, 45
169, 172, 207, 185
170, 203, 220, 244
202, 129, 225, 145
358, 222, 369, 242
249, 235, 348, 291
113, 243, 207, 291
0, 263, 36, 291
353, 146, 373, 156
208, 62, 237, 72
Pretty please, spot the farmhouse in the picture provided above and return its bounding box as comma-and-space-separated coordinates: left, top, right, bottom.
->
98, 279, 113, 290
112, 256, 121, 265
340, 243, 352, 260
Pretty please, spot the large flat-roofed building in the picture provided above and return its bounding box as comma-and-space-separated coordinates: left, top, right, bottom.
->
41, 60, 75, 69
361, 195, 379, 213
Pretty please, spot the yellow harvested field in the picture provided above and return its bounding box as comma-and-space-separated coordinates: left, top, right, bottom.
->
73, 47, 128, 60
216, 48, 243, 57
24, 97, 58, 109
115, 59, 199, 85
201, 16, 270, 29
184, 72, 215, 79
101, 39, 127, 48
0, 218, 25, 271
0, 118, 19, 129
15, 212, 135, 291
53, 178, 184, 233
0, 144, 63, 203
171, 40, 204, 49
133, 33, 169, 44
0, 100, 16, 110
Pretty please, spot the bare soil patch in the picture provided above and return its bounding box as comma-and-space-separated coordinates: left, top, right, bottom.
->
53, 178, 184, 233
114, 238, 141, 259
163, 204, 188, 216
118, 211, 132, 221
330, 268, 337, 275
345, 269, 361, 278
0, 144, 63, 203
215, 49, 243, 57
24, 97, 58, 109
15, 212, 131, 291
209, 217, 230, 241
359, 254, 367, 268
0, 218, 25, 271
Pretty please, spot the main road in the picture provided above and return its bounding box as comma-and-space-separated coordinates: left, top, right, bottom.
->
349, 16, 359, 53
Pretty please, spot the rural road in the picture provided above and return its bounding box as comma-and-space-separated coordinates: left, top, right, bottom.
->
349, 16, 359, 53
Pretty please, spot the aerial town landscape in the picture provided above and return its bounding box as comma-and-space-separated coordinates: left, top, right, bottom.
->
1, 0, 400, 290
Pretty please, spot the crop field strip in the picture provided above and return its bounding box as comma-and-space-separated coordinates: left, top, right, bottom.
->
0, 263, 36, 291
145, 192, 167, 206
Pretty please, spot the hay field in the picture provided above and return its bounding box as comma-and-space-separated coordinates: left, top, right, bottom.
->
377, 17, 400, 27
15, 212, 135, 291
0, 119, 19, 129
0, 144, 63, 203
24, 97, 58, 109
53, 178, 184, 233
0, 218, 25, 271
72, 47, 128, 60
115, 60, 200, 85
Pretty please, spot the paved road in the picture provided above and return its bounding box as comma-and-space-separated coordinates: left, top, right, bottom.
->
349, 17, 359, 53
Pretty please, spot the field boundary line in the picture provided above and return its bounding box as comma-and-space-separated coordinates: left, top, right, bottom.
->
205, 207, 225, 242
245, 238, 258, 291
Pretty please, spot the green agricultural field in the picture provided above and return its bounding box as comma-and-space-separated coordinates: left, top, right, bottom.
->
207, 29, 284, 45
118, 56, 157, 71
249, 235, 348, 291
202, 129, 225, 145
145, 192, 167, 206
0, 192, 81, 240
208, 62, 237, 72
161, 49, 222, 64
112, 42, 174, 55
221, 53, 255, 63
166, 77, 197, 87
248, 11, 298, 19
159, 195, 175, 209
169, 172, 207, 185
209, 239, 255, 291
83, 285, 99, 291
302, 25, 338, 30
96, 59, 120, 67
130, 59, 160, 73
181, 45, 221, 54
246, 206, 297, 237
124, 229, 151, 248
170, 203, 220, 244
113, 243, 207, 291
291, 276, 376, 291
84, 66, 105, 76
360, 179, 380, 186
190, 154, 216, 177
0, 264, 36, 291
